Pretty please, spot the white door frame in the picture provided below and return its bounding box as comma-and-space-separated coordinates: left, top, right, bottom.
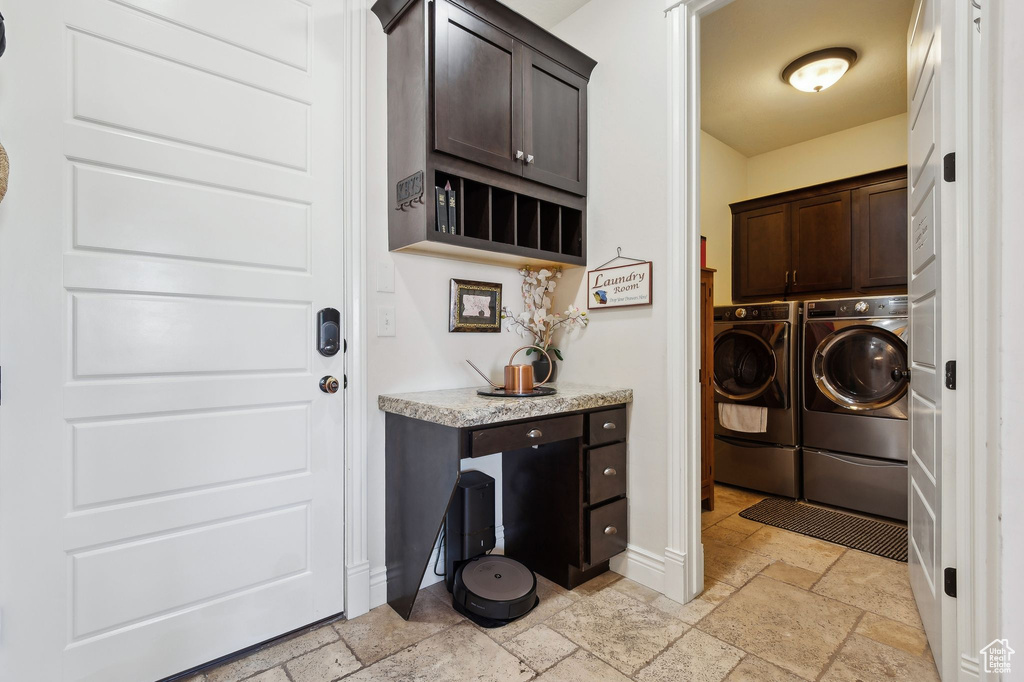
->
342, 0, 372, 620
664, 1, 994, 677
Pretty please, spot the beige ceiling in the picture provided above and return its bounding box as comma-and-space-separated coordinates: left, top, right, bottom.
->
499, 0, 592, 29
701, 0, 915, 157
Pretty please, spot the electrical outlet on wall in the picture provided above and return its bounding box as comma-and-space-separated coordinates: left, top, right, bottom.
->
377, 306, 396, 337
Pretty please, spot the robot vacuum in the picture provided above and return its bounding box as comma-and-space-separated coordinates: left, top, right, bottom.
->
444, 471, 539, 628
452, 555, 538, 627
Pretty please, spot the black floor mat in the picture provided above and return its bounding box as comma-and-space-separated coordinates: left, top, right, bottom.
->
739, 497, 908, 562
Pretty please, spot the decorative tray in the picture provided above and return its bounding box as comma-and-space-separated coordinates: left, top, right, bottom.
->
476, 386, 557, 398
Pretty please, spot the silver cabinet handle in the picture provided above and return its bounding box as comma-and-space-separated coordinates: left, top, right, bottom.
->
604, 525, 618, 535
603, 422, 616, 430
603, 467, 617, 476
526, 154, 535, 164
527, 429, 543, 438
515, 150, 525, 160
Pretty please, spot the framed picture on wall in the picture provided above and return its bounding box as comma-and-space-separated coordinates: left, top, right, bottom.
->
449, 279, 502, 332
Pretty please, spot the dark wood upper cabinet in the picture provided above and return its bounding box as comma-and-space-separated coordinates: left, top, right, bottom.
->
522, 48, 588, 195
372, 0, 596, 267
433, 2, 522, 176
730, 167, 907, 302
790, 191, 852, 293
854, 178, 909, 290
734, 203, 790, 299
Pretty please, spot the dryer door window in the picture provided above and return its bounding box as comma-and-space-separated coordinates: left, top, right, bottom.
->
812, 326, 909, 410
714, 329, 778, 401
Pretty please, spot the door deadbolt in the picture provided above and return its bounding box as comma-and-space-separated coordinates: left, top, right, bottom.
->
320, 376, 341, 394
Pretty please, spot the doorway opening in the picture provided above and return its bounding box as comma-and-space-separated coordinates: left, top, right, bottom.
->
689, 0, 946, 679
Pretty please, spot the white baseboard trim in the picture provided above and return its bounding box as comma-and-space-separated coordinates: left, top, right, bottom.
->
662, 547, 689, 603
369, 565, 388, 610
610, 544, 666, 594
345, 561, 371, 619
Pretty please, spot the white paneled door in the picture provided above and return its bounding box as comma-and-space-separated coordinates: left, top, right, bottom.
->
0, 1, 347, 680
907, 0, 955, 675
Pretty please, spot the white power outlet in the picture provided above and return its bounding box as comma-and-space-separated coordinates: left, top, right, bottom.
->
377, 306, 396, 337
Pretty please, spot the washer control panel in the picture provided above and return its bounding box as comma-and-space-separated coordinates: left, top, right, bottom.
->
715, 303, 796, 321
807, 296, 908, 318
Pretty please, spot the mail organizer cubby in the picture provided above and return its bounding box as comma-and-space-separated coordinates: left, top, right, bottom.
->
373, 0, 595, 268
432, 170, 587, 265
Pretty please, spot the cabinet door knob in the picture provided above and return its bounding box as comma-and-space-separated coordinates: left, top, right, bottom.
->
527, 429, 543, 438
603, 525, 618, 535
793, 270, 797, 284
603, 467, 617, 477
515, 150, 525, 160
526, 154, 535, 164
603, 422, 617, 430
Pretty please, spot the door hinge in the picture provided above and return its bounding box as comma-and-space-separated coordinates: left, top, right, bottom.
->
944, 567, 957, 598
943, 152, 956, 182
944, 360, 956, 390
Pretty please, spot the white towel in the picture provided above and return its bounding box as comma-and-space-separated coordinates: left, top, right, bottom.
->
718, 403, 768, 433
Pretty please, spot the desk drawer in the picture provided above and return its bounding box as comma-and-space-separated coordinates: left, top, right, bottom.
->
588, 407, 626, 446
586, 442, 626, 505
470, 414, 583, 457
587, 498, 627, 565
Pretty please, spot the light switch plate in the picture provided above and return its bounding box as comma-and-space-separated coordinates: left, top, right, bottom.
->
377, 306, 396, 337
377, 261, 395, 293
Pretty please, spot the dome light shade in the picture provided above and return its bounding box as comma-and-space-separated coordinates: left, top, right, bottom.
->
782, 48, 858, 93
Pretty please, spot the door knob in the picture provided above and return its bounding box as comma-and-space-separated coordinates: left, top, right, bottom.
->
527, 429, 543, 438
603, 525, 618, 535
526, 154, 535, 164
515, 150, 525, 160
603, 422, 617, 430
603, 467, 617, 477
891, 368, 910, 382
320, 376, 341, 394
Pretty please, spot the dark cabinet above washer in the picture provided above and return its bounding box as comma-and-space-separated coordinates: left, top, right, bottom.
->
372, 0, 596, 267
730, 167, 908, 302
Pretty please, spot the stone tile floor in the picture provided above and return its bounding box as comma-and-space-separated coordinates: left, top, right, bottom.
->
188, 485, 939, 682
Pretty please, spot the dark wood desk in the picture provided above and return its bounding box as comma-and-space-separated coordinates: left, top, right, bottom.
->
379, 385, 632, 619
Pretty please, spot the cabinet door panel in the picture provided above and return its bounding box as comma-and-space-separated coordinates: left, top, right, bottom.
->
522, 48, 587, 195
791, 191, 852, 293
734, 204, 790, 299
853, 179, 908, 290
434, 1, 522, 175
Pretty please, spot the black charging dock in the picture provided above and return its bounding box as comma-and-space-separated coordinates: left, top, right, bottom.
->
443, 471, 538, 628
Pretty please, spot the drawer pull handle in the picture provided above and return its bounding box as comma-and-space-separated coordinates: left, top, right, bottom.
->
527, 429, 543, 439
603, 422, 617, 430
603, 467, 617, 477
603, 525, 618, 536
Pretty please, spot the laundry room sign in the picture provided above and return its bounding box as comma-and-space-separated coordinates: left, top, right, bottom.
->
587, 261, 653, 309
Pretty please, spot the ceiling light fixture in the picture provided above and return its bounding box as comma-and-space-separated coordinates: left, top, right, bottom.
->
782, 47, 858, 93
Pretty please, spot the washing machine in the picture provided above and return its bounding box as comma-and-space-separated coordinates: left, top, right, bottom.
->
801, 295, 909, 520
712, 302, 800, 497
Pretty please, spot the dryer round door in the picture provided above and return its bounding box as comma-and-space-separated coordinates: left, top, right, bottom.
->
812, 325, 909, 411
714, 329, 778, 401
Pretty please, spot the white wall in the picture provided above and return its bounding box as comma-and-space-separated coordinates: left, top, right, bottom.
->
990, 0, 1024, 654
745, 113, 909, 197
364, 17, 540, 599
700, 132, 748, 304
551, 0, 670, 583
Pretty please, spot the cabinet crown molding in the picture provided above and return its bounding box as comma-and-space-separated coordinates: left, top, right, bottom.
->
372, 0, 597, 79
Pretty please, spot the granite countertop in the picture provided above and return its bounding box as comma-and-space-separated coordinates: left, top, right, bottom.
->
378, 383, 633, 428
